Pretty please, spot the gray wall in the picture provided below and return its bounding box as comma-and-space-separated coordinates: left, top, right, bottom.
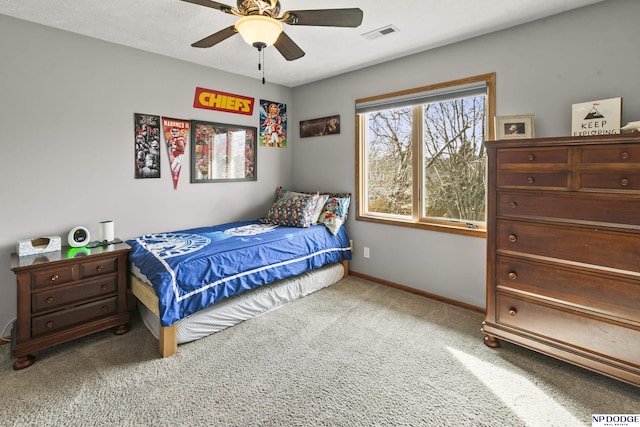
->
0, 15, 293, 333
292, 0, 640, 309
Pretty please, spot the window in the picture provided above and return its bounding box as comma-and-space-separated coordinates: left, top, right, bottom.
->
356, 73, 495, 237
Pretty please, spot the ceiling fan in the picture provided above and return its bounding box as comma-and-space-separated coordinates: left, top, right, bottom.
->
180, 0, 364, 61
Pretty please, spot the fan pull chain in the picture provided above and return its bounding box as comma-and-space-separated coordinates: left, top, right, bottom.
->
257, 47, 266, 84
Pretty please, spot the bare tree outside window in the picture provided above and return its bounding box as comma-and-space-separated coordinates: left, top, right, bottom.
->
357, 73, 495, 236
422, 96, 486, 223
366, 106, 413, 216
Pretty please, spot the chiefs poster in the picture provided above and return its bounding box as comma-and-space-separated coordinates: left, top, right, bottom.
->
162, 117, 190, 189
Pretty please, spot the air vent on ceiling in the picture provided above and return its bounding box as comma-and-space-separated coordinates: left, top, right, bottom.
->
361, 25, 399, 41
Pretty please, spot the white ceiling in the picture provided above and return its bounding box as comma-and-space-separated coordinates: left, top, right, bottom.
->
0, 0, 603, 87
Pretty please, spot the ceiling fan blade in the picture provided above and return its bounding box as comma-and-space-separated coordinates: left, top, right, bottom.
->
191, 25, 238, 48
273, 32, 305, 61
180, 0, 234, 14
281, 8, 363, 27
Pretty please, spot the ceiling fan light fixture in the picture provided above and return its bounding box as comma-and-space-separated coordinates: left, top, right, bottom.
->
235, 15, 283, 48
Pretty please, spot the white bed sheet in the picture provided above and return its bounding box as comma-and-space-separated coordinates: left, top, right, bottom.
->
135, 263, 344, 344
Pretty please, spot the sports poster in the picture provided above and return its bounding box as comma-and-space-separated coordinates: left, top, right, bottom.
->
162, 117, 190, 189
259, 99, 287, 148
134, 113, 161, 179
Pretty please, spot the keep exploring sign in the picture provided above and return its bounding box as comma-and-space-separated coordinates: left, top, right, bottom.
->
571, 97, 622, 136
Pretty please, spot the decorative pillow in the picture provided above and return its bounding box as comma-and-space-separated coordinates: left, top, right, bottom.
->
317, 196, 351, 234
271, 187, 351, 233
311, 194, 330, 224
262, 192, 319, 228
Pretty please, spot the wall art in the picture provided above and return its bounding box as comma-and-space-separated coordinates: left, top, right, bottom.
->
259, 99, 287, 148
191, 120, 257, 183
300, 115, 341, 138
193, 87, 254, 116
162, 117, 190, 190
134, 113, 161, 179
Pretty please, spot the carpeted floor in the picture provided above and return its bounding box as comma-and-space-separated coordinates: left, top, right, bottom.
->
1, 276, 637, 426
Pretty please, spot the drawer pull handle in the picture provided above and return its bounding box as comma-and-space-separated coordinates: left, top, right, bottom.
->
508, 308, 517, 316
621, 151, 630, 160
508, 272, 517, 280
620, 178, 630, 187
101, 284, 107, 290
46, 321, 54, 328
510, 201, 518, 209
96, 265, 104, 272
527, 176, 535, 184
527, 153, 535, 161
46, 297, 54, 304
50, 274, 59, 282
101, 306, 108, 313
508, 234, 517, 243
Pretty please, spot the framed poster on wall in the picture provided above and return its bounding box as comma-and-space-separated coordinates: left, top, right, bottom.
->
190, 120, 257, 183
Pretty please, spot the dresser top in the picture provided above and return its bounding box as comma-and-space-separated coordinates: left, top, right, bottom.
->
485, 133, 640, 148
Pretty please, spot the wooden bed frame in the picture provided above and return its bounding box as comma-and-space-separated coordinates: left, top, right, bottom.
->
129, 259, 349, 358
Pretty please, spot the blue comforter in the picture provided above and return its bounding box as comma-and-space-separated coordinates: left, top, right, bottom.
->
127, 220, 352, 326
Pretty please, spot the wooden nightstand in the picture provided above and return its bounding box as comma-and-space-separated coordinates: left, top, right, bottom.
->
10, 242, 131, 370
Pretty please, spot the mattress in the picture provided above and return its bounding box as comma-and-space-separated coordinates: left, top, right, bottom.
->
136, 262, 344, 344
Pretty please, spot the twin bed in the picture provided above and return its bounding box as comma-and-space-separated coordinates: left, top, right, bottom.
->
126, 189, 352, 357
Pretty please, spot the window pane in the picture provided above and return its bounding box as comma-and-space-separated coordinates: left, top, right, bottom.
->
422, 96, 486, 223
366, 107, 413, 216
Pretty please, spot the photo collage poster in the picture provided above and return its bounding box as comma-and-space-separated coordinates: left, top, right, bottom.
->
134, 113, 161, 179
259, 99, 287, 148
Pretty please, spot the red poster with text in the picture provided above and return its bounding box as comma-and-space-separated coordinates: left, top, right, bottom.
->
162, 117, 190, 190
193, 87, 254, 116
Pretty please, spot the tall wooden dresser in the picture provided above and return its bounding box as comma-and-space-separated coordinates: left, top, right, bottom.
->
482, 133, 640, 387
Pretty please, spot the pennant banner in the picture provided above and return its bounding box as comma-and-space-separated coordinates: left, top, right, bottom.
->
162, 117, 190, 190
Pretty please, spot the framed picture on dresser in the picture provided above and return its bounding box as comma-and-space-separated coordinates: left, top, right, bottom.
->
495, 115, 535, 140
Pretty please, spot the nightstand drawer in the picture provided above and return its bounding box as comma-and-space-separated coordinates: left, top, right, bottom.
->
496, 293, 640, 367
32, 296, 118, 337
80, 257, 118, 278
31, 265, 76, 289
496, 256, 640, 322
31, 275, 118, 314
497, 147, 568, 165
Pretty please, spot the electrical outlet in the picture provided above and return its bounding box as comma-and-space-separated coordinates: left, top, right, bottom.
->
363, 247, 370, 259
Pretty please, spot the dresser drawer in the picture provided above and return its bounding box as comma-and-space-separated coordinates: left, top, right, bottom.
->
497, 220, 640, 272
31, 296, 118, 338
31, 265, 76, 289
497, 191, 640, 226
31, 275, 118, 314
580, 145, 640, 164
497, 147, 568, 165
496, 293, 640, 367
496, 256, 640, 322
580, 173, 640, 193
80, 257, 118, 278
497, 172, 568, 189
